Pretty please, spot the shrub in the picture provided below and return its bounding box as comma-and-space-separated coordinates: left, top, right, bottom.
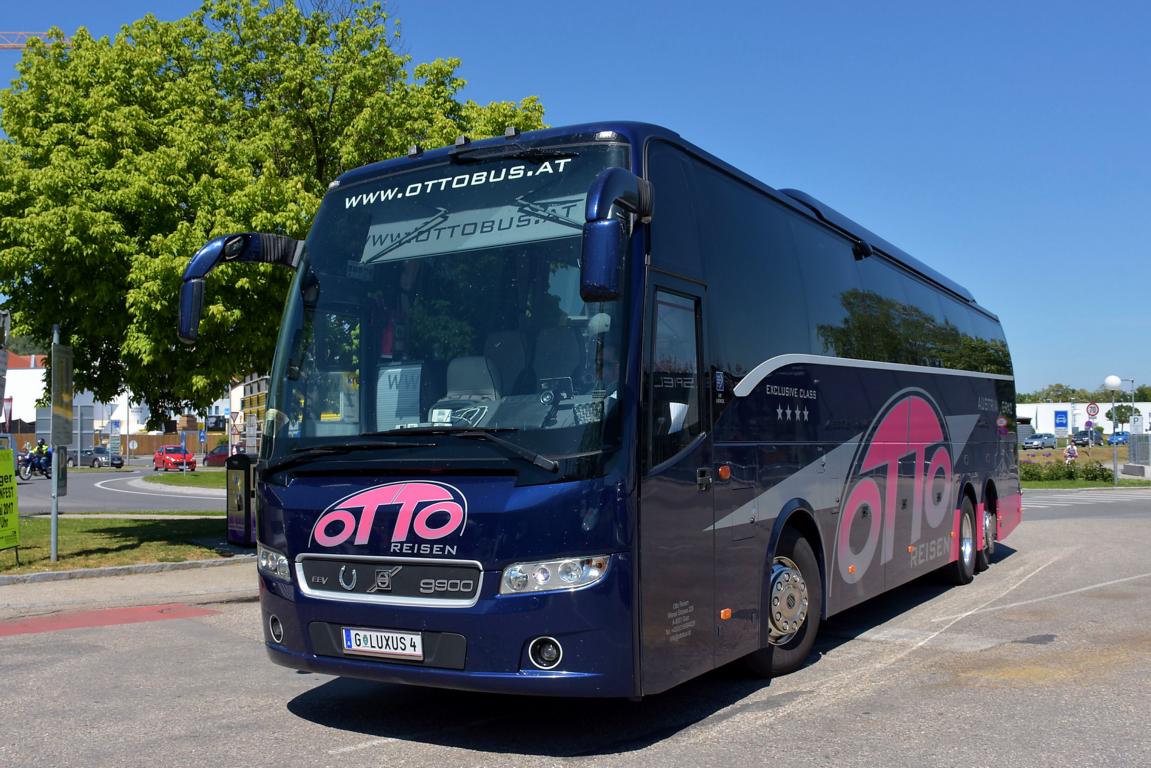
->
1041, 462, 1075, 481
1079, 461, 1114, 482
1019, 460, 1113, 483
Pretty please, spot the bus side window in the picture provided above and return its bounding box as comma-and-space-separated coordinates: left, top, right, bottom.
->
649, 291, 702, 466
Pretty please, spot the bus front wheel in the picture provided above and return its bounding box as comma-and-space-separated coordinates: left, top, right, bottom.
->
744, 527, 822, 678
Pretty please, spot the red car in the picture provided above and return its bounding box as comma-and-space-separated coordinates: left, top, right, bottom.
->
153, 445, 197, 471
203, 444, 230, 467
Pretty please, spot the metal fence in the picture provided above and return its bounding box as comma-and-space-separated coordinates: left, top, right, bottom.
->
1129, 434, 1150, 465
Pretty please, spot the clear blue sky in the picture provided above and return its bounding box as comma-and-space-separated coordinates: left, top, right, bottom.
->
3, 1, 1148, 395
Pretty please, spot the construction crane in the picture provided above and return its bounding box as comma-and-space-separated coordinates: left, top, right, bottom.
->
0, 33, 54, 50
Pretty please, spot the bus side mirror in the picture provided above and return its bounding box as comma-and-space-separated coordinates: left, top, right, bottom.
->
581, 168, 653, 302
178, 278, 206, 345
177, 233, 303, 345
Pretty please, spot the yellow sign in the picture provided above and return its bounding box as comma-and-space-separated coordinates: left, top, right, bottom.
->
0, 449, 18, 551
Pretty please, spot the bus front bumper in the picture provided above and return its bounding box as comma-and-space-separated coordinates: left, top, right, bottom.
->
258, 553, 637, 698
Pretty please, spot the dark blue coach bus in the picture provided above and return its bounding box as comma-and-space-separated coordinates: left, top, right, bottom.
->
178, 122, 1021, 697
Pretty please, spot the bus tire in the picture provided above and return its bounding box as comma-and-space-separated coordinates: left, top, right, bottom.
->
975, 503, 995, 572
948, 497, 977, 585
744, 527, 822, 678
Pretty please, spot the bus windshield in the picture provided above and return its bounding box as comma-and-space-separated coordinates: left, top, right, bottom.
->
262, 141, 631, 476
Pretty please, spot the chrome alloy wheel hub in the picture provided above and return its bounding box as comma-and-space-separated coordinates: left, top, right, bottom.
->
768, 556, 808, 645
960, 511, 975, 566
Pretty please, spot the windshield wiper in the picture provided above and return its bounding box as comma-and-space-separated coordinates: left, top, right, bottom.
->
458, 429, 559, 473
363, 207, 449, 263
365, 427, 559, 473
450, 144, 579, 165
264, 439, 435, 474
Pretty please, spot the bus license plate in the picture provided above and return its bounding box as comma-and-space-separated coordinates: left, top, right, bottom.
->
341, 627, 423, 661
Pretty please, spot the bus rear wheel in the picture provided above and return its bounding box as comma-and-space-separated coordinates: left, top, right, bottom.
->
948, 497, 977, 585
744, 527, 822, 678
975, 504, 996, 572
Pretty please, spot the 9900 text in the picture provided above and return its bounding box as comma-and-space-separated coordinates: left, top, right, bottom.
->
419, 578, 475, 595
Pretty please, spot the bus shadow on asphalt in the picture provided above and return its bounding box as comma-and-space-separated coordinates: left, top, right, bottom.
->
816, 543, 1020, 650
284, 546, 1018, 755
287, 666, 775, 756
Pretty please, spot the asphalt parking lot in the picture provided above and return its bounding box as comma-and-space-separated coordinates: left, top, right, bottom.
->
1, 488, 1148, 768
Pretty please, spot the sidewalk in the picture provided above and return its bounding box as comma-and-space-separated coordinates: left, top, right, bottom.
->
0, 558, 258, 620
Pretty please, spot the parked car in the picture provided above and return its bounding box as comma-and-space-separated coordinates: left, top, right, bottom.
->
1073, 430, 1104, 447
1022, 432, 1058, 450
1108, 431, 1130, 446
203, 444, 230, 467
153, 445, 197, 471
68, 446, 125, 469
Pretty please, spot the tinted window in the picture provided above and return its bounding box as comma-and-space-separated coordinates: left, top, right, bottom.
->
963, 309, 1013, 375
840, 256, 921, 365
790, 216, 860, 356
649, 291, 702, 467
901, 275, 946, 327
687, 156, 808, 377
647, 142, 703, 280
939, 294, 976, 337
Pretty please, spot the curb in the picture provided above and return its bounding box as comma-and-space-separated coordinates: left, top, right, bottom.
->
0, 554, 255, 586
124, 475, 226, 498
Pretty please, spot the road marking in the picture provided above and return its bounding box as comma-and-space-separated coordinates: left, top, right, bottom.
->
930, 569, 1151, 623
328, 738, 402, 755
852, 626, 1004, 652
94, 476, 222, 501
702, 553, 1069, 739
0, 603, 218, 637
1023, 490, 1151, 509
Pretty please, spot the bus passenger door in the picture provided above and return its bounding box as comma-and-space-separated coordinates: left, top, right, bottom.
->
638, 284, 715, 695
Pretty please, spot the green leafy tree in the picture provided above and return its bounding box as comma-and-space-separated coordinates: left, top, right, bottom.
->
3, 334, 45, 356
1105, 404, 1139, 429
0, 0, 545, 423
1016, 384, 1094, 404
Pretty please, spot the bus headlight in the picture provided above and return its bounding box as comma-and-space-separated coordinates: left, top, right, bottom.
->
257, 543, 291, 583
500, 556, 609, 595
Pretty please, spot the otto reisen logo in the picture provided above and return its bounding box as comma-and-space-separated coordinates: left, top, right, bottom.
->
311, 481, 468, 557
836, 390, 953, 584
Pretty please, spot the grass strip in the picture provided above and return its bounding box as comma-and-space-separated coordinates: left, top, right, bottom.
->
53, 509, 226, 517
0, 517, 234, 575
141, 472, 227, 490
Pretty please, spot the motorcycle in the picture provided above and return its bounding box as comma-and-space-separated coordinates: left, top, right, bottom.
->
17, 448, 52, 480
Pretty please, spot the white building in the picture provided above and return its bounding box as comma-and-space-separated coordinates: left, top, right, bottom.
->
2, 351, 228, 438
1016, 400, 1147, 436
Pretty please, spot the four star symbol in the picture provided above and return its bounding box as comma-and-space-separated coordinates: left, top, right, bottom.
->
776, 402, 810, 422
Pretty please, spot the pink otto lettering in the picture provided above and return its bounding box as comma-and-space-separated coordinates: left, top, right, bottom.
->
310, 481, 468, 548
837, 392, 952, 584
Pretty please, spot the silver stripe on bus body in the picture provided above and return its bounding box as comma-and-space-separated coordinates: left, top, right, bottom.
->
732, 353, 1014, 399
709, 436, 860, 532
708, 413, 981, 534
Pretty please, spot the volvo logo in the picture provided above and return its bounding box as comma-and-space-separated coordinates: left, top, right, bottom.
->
366, 566, 404, 593
338, 564, 358, 591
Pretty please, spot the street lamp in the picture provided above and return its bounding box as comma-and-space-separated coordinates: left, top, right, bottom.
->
1105, 375, 1123, 487
1122, 377, 1136, 433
